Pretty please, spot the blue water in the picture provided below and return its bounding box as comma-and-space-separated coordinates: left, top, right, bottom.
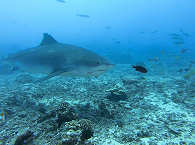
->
1, 0, 195, 64
0, 1, 195, 145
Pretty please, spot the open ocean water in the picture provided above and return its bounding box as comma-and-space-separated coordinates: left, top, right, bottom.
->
0, 0, 195, 145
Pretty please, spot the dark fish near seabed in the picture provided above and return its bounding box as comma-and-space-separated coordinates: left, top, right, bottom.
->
76, 14, 90, 18
4, 33, 114, 82
132, 65, 147, 73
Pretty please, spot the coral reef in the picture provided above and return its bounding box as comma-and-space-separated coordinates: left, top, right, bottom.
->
106, 83, 128, 101
55, 102, 78, 127
0, 64, 194, 145
14, 130, 33, 145
58, 119, 94, 145
15, 73, 35, 84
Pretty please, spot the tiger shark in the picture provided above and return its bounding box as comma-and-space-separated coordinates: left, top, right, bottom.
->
5, 33, 114, 82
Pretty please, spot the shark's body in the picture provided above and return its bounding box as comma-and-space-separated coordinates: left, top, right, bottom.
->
5, 33, 113, 82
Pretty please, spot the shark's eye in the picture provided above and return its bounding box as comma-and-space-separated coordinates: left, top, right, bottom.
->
96, 61, 100, 65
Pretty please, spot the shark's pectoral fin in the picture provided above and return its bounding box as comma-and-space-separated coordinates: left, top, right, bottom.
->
37, 70, 64, 82
36, 66, 75, 82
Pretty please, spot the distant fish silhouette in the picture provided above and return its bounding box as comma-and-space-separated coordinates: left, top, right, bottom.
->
132, 65, 147, 73
151, 30, 158, 34
105, 26, 111, 30
174, 41, 184, 45
169, 33, 180, 37
181, 48, 189, 54
180, 29, 190, 37
115, 41, 120, 44
148, 57, 159, 62
56, 0, 66, 3
76, 14, 90, 18
170, 35, 183, 40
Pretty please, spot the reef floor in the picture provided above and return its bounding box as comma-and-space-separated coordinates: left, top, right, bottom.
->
0, 64, 194, 145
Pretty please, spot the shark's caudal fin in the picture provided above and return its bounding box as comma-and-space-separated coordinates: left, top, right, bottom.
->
40, 33, 58, 46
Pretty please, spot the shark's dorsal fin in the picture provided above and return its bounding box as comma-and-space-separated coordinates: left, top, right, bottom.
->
40, 33, 58, 46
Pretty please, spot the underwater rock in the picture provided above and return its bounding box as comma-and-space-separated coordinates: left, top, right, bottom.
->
78, 119, 94, 140
106, 83, 128, 102
75, 102, 97, 121
55, 102, 78, 128
37, 102, 78, 133
97, 101, 115, 119
14, 130, 33, 145
136, 129, 151, 138
102, 139, 123, 145
58, 119, 94, 145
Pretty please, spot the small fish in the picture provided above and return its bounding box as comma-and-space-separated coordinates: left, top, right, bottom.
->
105, 26, 111, 30
175, 55, 181, 60
180, 29, 190, 37
151, 30, 158, 33
181, 48, 189, 54
178, 67, 190, 73
148, 57, 159, 62
115, 41, 120, 44
56, 0, 66, 3
171, 36, 183, 40
183, 32, 190, 37
174, 41, 184, 45
169, 33, 180, 37
190, 60, 195, 64
76, 14, 90, 18
132, 65, 147, 73
0, 111, 5, 121
184, 68, 190, 72
161, 49, 165, 55
178, 68, 183, 73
